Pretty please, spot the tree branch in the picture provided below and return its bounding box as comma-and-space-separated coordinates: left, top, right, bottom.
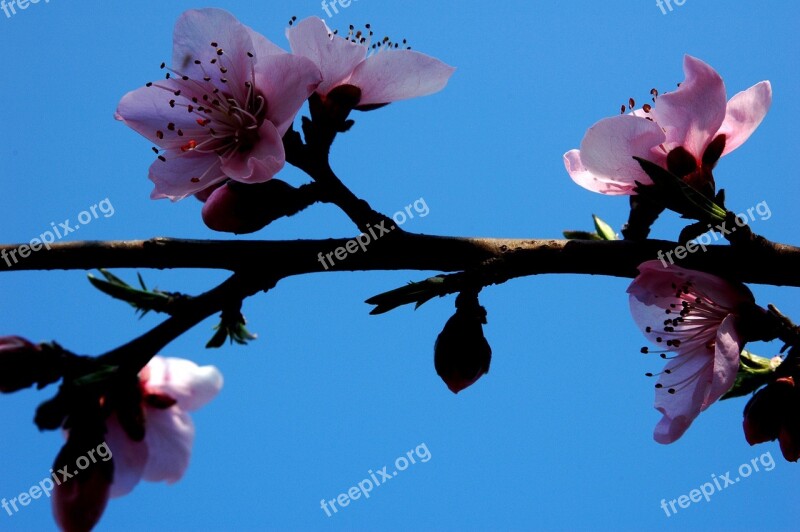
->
2, 234, 799, 287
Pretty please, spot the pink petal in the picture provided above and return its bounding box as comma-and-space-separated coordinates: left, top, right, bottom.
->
286, 16, 366, 95
628, 261, 753, 311
171, 8, 256, 101
653, 345, 711, 444
144, 357, 224, 412
651, 55, 727, 159
629, 287, 716, 350
703, 315, 743, 408
115, 82, 204, 148
141, 407, 194, 484
347, 50, 455, 106
564, 149, 639, 195
105, 415, 148, 498
718, 81, 772, 156
246, 22, 287, 58
651, 316, 742, 444
148, 151, 227, 201
256, 53, 322, 135
219, 121, 284, 183
576, 115, 666, 191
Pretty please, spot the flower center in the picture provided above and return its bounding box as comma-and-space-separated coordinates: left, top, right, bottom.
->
144, 41, 268, 174
639, 279, 733, 393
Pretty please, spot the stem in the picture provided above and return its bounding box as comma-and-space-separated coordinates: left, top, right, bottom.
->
100, 271, 277, 373
1, 235, 799, 287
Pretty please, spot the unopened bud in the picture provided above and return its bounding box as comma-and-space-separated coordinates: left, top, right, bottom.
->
434, 292, 492, 394
743, 377, 793, 445
0, 336, 61, 393
201, 180, 317, 234
53, 425, 113, 532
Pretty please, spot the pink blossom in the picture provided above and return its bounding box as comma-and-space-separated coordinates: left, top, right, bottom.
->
105, 356, 223, 497
628, 261, 754, 443
116, 9, 322, 201
564, 55, 771, 195
286, 17, 455, 107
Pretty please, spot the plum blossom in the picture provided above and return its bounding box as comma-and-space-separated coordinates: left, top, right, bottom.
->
52, 356, 222, 531
628, 261, 756, 443
116, 9, 322, 201
286, 16, 455, 108
105, 356, 223, 497
564, 55, 771, 195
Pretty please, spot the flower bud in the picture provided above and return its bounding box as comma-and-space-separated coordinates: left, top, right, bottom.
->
0, 336, 60, 393
201, 180, 317, 234
52, 424, 113, 532
434, 292, 492, 394
743, 377, 793, 445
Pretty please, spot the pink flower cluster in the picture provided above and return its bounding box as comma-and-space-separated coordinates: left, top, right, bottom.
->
116, 9, 454, 202
53, 356, 223, 531
563, 56, 783, 449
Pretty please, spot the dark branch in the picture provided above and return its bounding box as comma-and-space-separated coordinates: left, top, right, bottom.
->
2, 234, 799, 287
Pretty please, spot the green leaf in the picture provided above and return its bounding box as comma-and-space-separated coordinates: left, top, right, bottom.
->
721, 350, 782, 400
592, 215, 618, 241
72, 365, 120, 388
206, 309, 257, 349
633, 157, 726, 223
366, 275, 449, 315
88, 269, 187, 317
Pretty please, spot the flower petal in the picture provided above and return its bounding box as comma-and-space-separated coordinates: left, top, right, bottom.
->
115, 82, 204, 148
651, 55, 727, 159
148, 151, 227, 201
576, 115, 666, 191
256, 53, 322, 135
286, 16, 366, 95
105, 415, 148, 498
703, 315, 743, 408
652, 345, 712, 444
171, 8, 256, 100
219, 121, 284, 183
144, 356, 224, 412
564, 149, 639, 195
141, 407, 194, 484
628, 261, 754, 312
718, 81, 772, 156
347, 50, 455, 106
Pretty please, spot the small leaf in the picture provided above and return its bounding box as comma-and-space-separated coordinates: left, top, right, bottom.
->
721, 351, 783, 400
88, 270, 188, 316
72, 365, 120, 388
633, 157, 726, 222
592, 215, 619, 241
206, 308, 257, 349
366, 275, 449, 315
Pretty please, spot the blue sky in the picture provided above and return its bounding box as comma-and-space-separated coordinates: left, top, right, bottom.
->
1, 1, 798, 530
